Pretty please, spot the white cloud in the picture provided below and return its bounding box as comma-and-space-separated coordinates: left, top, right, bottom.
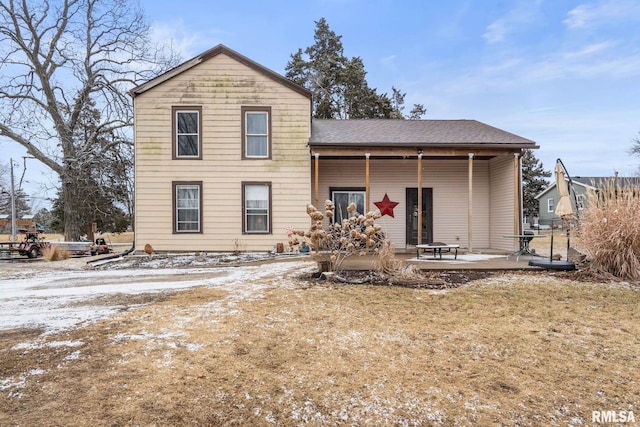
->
381, 54, 396, 64
562, 41, 613, 60
483, 1, 542, 44
564, 0, 640, 30
149, 21, 227, 60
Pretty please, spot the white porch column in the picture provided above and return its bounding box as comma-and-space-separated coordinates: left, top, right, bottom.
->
514, 152, 522, 235
417, 150, 423, 245
365, 152, 371, 212
468, 153, 474, 253
314, 152, 319, 208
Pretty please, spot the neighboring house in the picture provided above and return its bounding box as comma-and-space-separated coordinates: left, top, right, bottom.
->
131, 44, 539, 253
535, 175, 640, 226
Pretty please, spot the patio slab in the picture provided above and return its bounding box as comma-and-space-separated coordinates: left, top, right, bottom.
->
339, 251, 549, 271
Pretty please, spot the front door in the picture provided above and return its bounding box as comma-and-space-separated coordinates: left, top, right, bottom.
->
406, 188, 433, 245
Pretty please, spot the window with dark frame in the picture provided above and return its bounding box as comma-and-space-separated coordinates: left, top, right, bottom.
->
331, 188, 366, 223
241, 106, 271, 159
243, 182, 271, 234
173, 181, 203, 233
172, 106, 202, 159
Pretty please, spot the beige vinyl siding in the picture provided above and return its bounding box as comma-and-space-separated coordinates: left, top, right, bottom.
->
314, 158, 493, 249
489, 154, 517, 251
134, 53, 311, 252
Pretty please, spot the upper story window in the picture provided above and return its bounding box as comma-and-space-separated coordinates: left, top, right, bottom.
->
172, 106, 202, 159
547, 197, 554, 213
576, 194, 586, 210
242, 106, 271, 159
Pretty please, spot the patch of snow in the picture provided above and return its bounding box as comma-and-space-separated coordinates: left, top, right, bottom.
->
63, 350, 81, 361
12, 340, 84, 350
0, 257, 315, 337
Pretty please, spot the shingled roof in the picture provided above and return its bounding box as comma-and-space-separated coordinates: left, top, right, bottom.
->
309, 119, 538, 149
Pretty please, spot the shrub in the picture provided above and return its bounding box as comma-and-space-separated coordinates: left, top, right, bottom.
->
375, 240, 424, 283
290, 200, 387, 271
575, 179, 640, 280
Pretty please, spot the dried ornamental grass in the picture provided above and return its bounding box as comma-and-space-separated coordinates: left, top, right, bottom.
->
575, 179, 640, 280
41, 244, 70, 261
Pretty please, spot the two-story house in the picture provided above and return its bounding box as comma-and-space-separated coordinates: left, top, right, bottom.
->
131, 45, 539, 253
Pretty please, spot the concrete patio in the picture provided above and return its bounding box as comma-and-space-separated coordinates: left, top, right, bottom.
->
340, 250, 553, 271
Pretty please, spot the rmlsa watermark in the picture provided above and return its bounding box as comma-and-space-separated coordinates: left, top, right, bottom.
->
592, 410, 636, 423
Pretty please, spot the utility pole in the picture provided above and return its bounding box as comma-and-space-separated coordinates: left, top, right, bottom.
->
10, 158, 16, 242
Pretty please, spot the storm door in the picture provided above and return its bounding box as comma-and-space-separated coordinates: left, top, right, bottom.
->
406, 188, 433, 245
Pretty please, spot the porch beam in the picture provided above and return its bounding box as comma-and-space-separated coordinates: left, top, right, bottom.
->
310, 147, 519, 157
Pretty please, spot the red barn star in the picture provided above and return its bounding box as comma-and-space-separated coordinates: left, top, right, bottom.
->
374, 193, 399, 218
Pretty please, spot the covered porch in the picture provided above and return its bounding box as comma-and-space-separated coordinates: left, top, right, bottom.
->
308, 119, 539, 253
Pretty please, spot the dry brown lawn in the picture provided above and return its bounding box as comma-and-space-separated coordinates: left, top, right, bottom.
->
0, 266, 638, 426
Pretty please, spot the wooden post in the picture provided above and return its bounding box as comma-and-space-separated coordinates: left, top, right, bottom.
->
514, 152, 521, 235
468, 153, 474, 253
417, 151, 423, 245
365, 152, 370, 212
314, 152, 319, 208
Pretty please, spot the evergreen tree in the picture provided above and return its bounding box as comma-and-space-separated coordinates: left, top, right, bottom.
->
408, 104, 427, 120
522, 149, 551, 222
33, 208, 54, 232
0, 165, 32, 218
0, 188, 31, 218
285, 18, 423, 119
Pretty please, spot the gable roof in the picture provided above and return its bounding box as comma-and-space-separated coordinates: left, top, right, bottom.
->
308, 119, 538, 149
130, 44, 312, 99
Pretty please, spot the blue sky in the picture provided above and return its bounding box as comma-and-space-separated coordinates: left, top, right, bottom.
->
3, 0, 640, 208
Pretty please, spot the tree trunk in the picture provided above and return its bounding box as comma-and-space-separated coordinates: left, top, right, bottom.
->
62, 166, 82, 242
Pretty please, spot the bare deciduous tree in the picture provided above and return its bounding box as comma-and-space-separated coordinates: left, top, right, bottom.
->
0, 0, 178, 240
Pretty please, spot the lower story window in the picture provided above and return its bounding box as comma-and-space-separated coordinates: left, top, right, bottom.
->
243, 182, 271, 233
331, 188, 365, 222
173, 181, 202, 233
